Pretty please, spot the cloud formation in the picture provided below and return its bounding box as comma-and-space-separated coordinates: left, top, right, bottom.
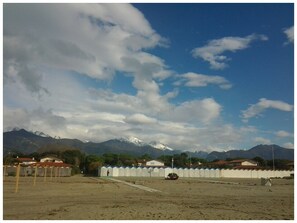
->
283, 142, 294, 149
241, 98, 293, 121
176, 72, 232, 89
3, 4, 293, 152
254, 137, 271, 145
275, 130, 293, 138
192, 34, 268, 70
124, 114, 158, 125
283, 26, 294, 44
3, 4, 170, 96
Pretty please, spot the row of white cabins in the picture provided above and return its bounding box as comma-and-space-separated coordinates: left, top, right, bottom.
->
99, 159, 294, 179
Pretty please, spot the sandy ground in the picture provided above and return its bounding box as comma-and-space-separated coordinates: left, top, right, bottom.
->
3, 175, 294, 220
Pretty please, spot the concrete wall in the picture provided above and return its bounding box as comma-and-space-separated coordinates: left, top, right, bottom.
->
98, 166, 294, 179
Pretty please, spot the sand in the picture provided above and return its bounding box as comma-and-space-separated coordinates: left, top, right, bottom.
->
3, 175, 294, 220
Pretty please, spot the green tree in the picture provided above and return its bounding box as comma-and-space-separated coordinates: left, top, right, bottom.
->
139, 153, 152, 161
252, 156, 266, 167
85, 154, 104, 175
103, 153, 119, 166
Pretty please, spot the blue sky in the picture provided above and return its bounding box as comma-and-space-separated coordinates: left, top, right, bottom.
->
3, 3, 294, 152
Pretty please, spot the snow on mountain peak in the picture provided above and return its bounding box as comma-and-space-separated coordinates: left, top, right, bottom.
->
34, 131, 51, 138
119, 136, 144, 146
148, 141, 174, 151
127, 136, 144, 145
118, 137, 173, 151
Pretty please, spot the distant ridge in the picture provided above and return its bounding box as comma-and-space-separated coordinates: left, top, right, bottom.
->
3, 129, 294, 160
206, 144, 294, 161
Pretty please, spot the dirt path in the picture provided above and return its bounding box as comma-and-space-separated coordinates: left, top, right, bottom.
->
100, 177, 162, 193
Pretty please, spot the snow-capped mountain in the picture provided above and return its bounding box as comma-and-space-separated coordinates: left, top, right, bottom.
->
118, 137, 173, 151
148, 141, 174, 151
118, 136, 145, 146
34, 131, 51, 138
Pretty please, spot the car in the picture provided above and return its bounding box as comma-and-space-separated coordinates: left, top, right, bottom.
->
165, 173, 179, 180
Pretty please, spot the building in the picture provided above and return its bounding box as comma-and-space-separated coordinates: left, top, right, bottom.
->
40, 156, 63, 163
229, 159, 258, 167
207, 160, 229, 168
15, 157, 37, 165
145, 160, 165, 167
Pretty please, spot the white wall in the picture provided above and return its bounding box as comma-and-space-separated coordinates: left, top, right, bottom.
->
98, 166, 294, 179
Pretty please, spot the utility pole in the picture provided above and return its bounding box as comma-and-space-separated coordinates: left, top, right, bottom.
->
171, 157, 174, 174
272, 145, 275, 171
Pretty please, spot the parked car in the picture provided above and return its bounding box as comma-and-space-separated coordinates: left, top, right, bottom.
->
165, 173, 179, 180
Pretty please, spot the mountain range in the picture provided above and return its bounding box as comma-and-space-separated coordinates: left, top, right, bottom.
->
3, 129, 294, 161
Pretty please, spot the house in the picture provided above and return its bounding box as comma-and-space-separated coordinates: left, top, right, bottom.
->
229, 159, 258, 167
15, 157, 37, 165
145, 160, 165, 167
136, 159, 146, 167
31, 162, 71, 168
207, 160, 229, 168
40, 156, 63, 163
206, 159, 259, 169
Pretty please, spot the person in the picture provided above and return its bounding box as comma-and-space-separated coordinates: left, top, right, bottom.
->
107, 170, 110, 177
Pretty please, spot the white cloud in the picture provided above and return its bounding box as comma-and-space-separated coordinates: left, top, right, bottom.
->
283, 142, 294, 149
241, 98, 293, 121
275, 130, 293, 138
171, 98, 222, 124
4, 107, 67, 137
283, 26, 294, 44
192, 34, 268, 69
3, 4, 171, 95
3, 4, 292, 152
124, 114, 158, 125
254, 137, 271, 145
176, 72, 232, 89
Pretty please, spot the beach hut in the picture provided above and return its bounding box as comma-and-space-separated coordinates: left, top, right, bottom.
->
209, 168, 215, 178
112, 167, 119, 177
204, 168, 210, 178
158, 168, 165, 177
118, 167, 125, 177
130, 167, 136, 177
136, 167, 142, 177
164, 167, 173, 178
189, 168, 195, 178
183, 168, 190, 178
124, 167, 131, 177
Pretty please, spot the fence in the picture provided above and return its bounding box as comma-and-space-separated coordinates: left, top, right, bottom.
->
3, 165, 72, 177
98, 166, 293, 179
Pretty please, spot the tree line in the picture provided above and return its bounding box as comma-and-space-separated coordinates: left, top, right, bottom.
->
3, 148, 292, 176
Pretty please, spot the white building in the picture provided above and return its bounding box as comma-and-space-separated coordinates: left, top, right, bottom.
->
15, 157, 37, 165
145, 160, 164, 167
229, 159, 258, 167
40, 156, 63, 163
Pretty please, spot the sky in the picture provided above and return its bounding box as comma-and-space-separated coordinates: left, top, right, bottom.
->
3, 3, 294, 152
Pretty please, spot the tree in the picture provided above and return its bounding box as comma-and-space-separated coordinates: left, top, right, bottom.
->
139, 153, 152, 161
252, 156, 266, 167
103, 153, 118, 166
85, 155, 103, 175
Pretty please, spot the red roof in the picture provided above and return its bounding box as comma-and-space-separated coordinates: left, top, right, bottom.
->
209, 160, 229, 165
16, 157, 36, 162
233, 165, 262, 170
30, 162, 72, 167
